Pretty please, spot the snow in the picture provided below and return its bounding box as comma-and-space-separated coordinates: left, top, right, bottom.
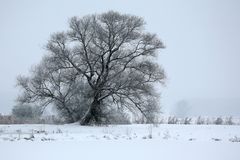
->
0, 124, 240, 160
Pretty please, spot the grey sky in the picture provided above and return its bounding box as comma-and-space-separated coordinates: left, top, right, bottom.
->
0, 0, 240, 116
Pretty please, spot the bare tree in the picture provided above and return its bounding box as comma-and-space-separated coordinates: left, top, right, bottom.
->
17, 11, 165, 125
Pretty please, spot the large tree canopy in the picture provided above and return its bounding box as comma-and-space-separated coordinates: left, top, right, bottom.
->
17, 11, 166, 125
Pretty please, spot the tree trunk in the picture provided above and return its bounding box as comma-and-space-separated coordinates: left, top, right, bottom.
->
61, 103, 75, 123
80, 98, 101, 125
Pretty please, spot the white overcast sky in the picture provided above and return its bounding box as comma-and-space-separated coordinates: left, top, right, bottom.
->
0, 0, 240, 116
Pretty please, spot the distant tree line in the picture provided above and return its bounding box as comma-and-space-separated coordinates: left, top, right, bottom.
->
158, 116, 238, 125
0, 104, 63, 124
0, 110, 239, 125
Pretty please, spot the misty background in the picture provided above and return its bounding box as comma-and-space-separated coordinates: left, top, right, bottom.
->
0, 0, 240, 117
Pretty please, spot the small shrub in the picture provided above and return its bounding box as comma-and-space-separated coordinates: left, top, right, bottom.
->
148, 124, 153, 139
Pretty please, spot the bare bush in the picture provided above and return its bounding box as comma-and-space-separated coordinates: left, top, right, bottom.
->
214, 117, 223, 125
196, 116, 205, 125
225, 116, 234, 125
183, 117, 192, 124
167, 116, 178, 124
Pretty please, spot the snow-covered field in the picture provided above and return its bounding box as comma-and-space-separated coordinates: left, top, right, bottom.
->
0, 124, 240, 160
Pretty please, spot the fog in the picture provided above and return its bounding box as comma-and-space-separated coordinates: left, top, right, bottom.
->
0, 0, 240, 117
